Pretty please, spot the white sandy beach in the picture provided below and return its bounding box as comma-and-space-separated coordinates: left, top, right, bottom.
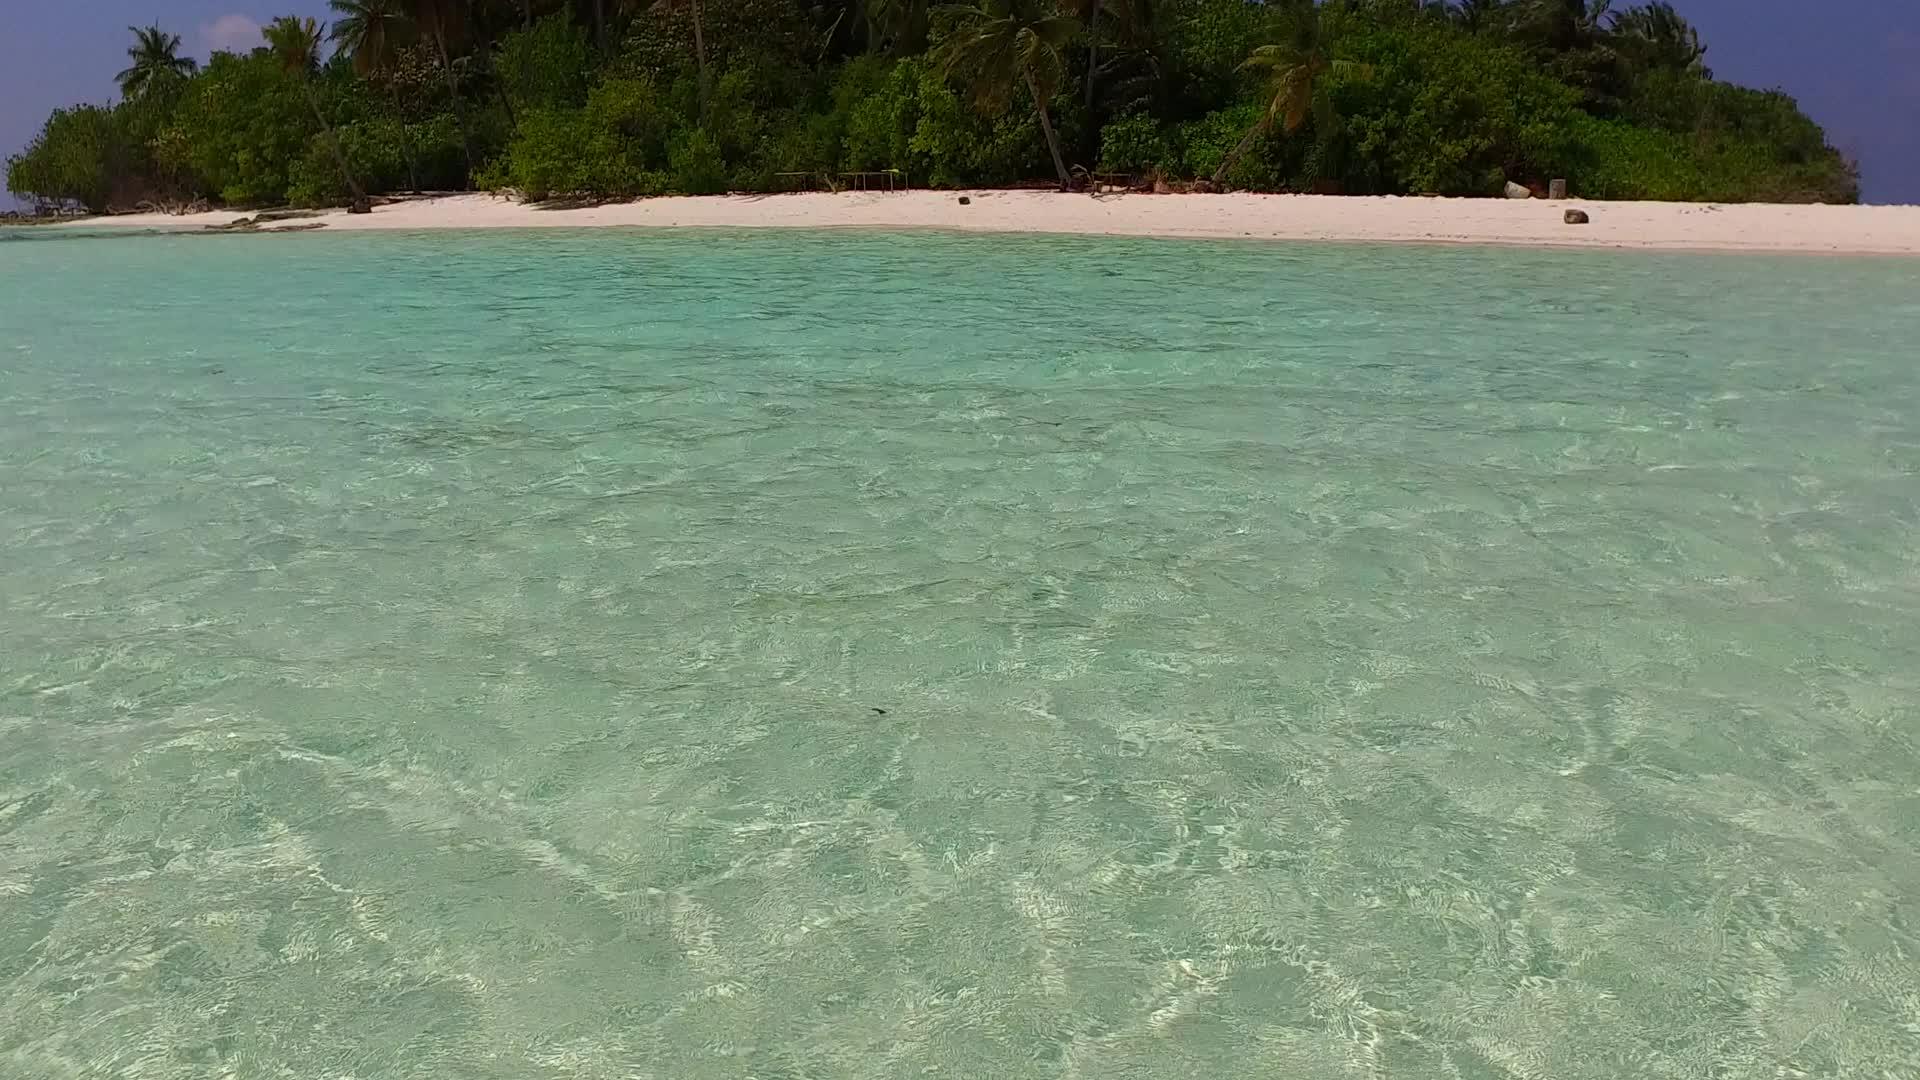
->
57, 189, 1920, 255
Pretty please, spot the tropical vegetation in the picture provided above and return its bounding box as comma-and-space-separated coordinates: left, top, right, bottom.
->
6, 0, 1859, 212
116, 25, 200, 101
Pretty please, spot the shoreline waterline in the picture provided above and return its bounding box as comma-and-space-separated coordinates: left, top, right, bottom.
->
46, 189, 1920, 256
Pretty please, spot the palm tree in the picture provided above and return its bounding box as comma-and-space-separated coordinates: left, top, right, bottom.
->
1608, 1, 1705, 74
116, 25, 198, 100
263, 16, 370, 209
1212, 12, 1365, 188
330, 0, 414, 71
331, 0, 422, 191
937, 0, 1078, 191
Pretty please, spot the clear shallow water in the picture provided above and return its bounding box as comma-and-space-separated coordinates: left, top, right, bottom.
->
3, 227, 1920, 1079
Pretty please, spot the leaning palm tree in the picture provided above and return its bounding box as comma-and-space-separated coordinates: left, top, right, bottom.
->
1211, 14, 1365, 188
263, 16, 369, 208
116, 25, 198, 100
936, 0, 1078, 191
329, 0, 422, 190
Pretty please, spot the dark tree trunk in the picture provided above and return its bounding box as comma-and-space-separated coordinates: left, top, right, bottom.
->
432, 25, 476, 184
692, 0, 710, 122
593, 0, 605, 50
1025, 70, 1071, 191
388, 81, 421, 192
1083, 0, 1102, 113
453, 1, 518, 135
469, 37, 519, 134
493, 77, 518, 133
302, 81, 366, 203
1212, 114, 1269, 188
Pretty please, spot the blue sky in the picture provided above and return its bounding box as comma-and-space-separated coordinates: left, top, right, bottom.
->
3, 1, 1916, 205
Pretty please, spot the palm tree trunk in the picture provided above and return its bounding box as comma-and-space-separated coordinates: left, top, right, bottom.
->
521, 0, 532, 28
432, 25, 476, 183
388, 81, 421, 192
1212, 115, 1269, 188
593, 0, 605, 49
469, 39, 519, 134
1083, 0, 1102, 113
302, 81, 366, 202
1025, 70, 1071, 191
692, 0, 710, 123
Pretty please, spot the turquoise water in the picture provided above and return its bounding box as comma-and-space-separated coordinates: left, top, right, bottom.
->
4, 227, 1920, 1079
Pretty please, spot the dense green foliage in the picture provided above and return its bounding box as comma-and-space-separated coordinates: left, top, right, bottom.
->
7, 0, 1858, 211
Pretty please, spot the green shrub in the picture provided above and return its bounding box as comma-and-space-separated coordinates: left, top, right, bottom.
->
285, 113, 461, 205
703, 68, 774, 175
287, 139, 347, 207
1177, 104, 1278, 190
757, 110, 842, 181
497, 13, 596, 114
169, 50, 313, 205
908, 61, 1043, 187
1559, 113, 1707, 199
838, 58, 918, 173
1615, 73, 1858, 202
1097, 112, 1171, 175
492, 76, 676, 199
1557, 109, 1857, 203
5, 105, 132, 210
670, 129, 728, 194
1331, 24, 1581, 195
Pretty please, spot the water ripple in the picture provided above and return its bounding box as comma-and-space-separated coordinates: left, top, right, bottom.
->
3, 229, 1919, 1077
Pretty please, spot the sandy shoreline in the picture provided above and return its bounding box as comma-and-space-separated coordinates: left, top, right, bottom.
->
52, 190, 1920, 255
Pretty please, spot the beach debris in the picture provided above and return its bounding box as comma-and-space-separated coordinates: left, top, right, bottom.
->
201, 215, 329, 234
1504, 181, 1532, 199
134, 197, 210, 216
1549, 178, 1568, 199
348, 197, 373, 215
1564, 209, 1590, 224
957, 196, 971, 205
